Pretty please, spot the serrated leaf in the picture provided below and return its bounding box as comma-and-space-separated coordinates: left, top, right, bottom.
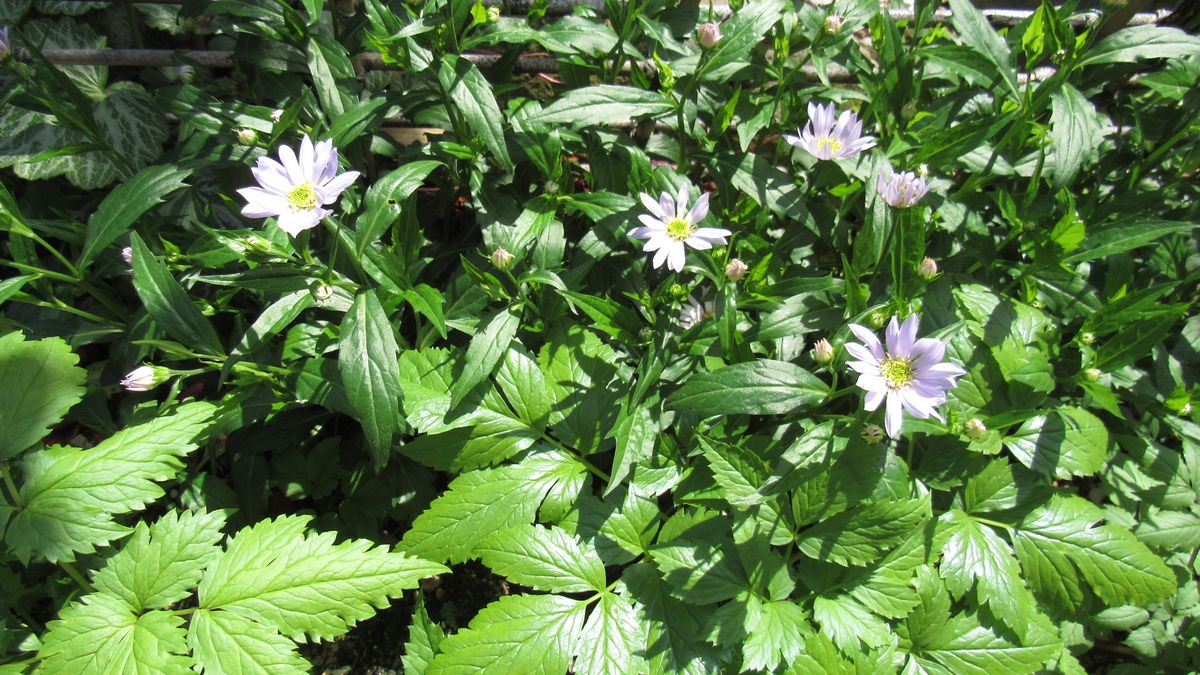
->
340, 290, 402, 467
1062, 218, 1196, 263
402, 595, 444, 675
743, 600, 808, 671
188, 609, 310, 675
5, 401, 215, 563
1011, 494, 1175, 611
427, 594, 587, 675
400, 451, 585, 564
813, 594, 892, 652
1049, 83, 1104, 188
198, 514, 447, 641
1078, 25, 1200, 66
356, 160, 441, 254
797, 496, 930, 567
1003, 407, 1107, 479
537, 326, 621, 453
699, 435, 770, 508
131, 233, 225, 356
478, 524, 605, 593
0, 332, 86, 460
493, 347, 552, 431
573, 592, 643, 675
528, 85, 674, 127
651, 538, 749, 605
438, 56, 512, 169
666, 359, 829, 416
79, 164, 192, 269
93, 509, 227, 611
39, 594, 192, 674
939, 511, 1035, 634
620, 563, 722, 675
696, 0, 785, 82
449, 306, 520, 408
947, 0, 1018, 96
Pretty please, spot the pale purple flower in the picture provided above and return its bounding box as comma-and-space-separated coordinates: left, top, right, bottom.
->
697, 22, 722, 49
876, 165, 931, 208
785, 102, 876, 161
121, 365, 170, 392
121, 246, 133, 265
680, 295, 716, 329
846, 315, 966, 438
237, 135, 360, 236
0, 26, 9, 60
628, 184, 730, 273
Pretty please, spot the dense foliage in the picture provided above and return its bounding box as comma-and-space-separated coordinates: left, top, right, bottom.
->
1, 0, 1199, 672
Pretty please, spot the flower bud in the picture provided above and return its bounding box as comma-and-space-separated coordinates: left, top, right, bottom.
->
724, 258, 748, 282
311, 282, 335, 302
1083, 367, 1102, 381
271, 109, 284, 124
121, 365, 171, 392
175, 65, 195, 83
813, 338, 835, 364
869, 310, 888, 328
861, 424, 884, 445
486, 6, 501, 22
1182, 402, 1193, 416
696, 22, 722, 49
917, 256, 938, 280
490, 247, 514, 271
1079, 332, 1096, 345
0, 26, 9, 61
121, 246, 134, 266
823, 14, 845, 34
236, 128, 258, 145
965, 418, 987, 439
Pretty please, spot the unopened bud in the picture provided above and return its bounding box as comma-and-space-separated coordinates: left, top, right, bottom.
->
697, 22, 722, 49
1084, 368, 1102, 381
669, 283, 690, 301
869, 311, 888, 329
271, 109, 284, 124
823, 14, 845, 34
490, 247, 514, 271
965, 418, 987, 439
1181, 402, 1192, 416
236, 128, 258, 145
1080, 332, 1096, 345
861, 424, 884, 445
121, 365, 172, 392
813, 338, 834, 364
311, 282, 335, 302
175, 65, 195, 83
121, 246, 134, 266
917, 257, 938, 280
724, 258, 748, 282
486, 5, 501, 22
917, 164, 930, 178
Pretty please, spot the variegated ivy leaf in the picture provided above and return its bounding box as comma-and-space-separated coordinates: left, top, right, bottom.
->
22, 18, 108, 97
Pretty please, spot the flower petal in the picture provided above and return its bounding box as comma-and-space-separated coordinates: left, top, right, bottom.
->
667, 241, 686, 272
686, 192, 710, 224
277, 209, 323, 236
319, 170, 360, 202
864, 388, 886, 412
640, 192, 670, 220
278, 142, 304, 184
848, 324, 885, 360
885, 392, 903, 437
299, 134, 316, 182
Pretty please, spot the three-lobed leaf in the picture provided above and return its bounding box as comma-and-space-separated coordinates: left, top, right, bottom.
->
667, 359, 829, 417
0, 332, 86, 461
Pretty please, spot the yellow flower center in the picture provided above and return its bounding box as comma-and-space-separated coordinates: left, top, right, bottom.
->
880, 356, 915, 389
287, 183, 318, 210
665, 218, 694, 241
817, 137, 841, 155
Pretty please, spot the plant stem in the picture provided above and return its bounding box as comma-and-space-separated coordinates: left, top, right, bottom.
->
1, 465, 23, 509
60, 561, 95, 593
972, 515, 1014, 530
539, 432, 610, 482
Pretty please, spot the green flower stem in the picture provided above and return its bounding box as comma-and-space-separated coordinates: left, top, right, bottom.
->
60, 561, 95, 594
1, 464, 23, 509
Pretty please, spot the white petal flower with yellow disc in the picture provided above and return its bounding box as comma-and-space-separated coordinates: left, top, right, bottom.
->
628, 183, 730, 273
238, 135, 360, 236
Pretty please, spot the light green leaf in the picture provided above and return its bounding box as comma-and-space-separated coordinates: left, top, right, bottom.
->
1003, 407, 1107, 479
79, 164, 192, 269
608, 405, 655, 495
449, 306, 520, 408
307, 34, 353, 118
939, 511, 1035, 634
743, 600, 808, 671
666, 359, 829, 417
537, 326, 621, 453
427, 595, 587, 675
1078, 25, 1200, 66
621, 562, 722, 675
402, 595, 444, 675
535, 15, 619, 57
39, 594, 192, 674
573, 593, 644, 675
5, 401, 215, 563
0, 332, 86, 461
438, 56, 512, 169
1134, 508, 1200, 551
131, 233, 225, 356
493, 347, 552, 431
813, 594, 892, 652
528, 86, 674, 127
198, 514, 447, 641
340, 290, 402, 467
947, 0, 1018, 96
651, 538, 749, 605
699, 435, 771, 508
1062, 218, 1196, 263
477, 524, 605, 593
1049, 83, 1104, 188
796, 496, 930, 567
93, 509, 227, 612
188, 609, 310, 675
1011, 494, 1175, 611
400, 451, 585, 564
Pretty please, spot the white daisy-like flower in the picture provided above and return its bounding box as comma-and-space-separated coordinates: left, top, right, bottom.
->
628, 183, 731, 273
876, 164, 931, 208
845, 315, 966, 438
237, 135, 361, 236
680, 295, 716, 329
785, 102, 876, 161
